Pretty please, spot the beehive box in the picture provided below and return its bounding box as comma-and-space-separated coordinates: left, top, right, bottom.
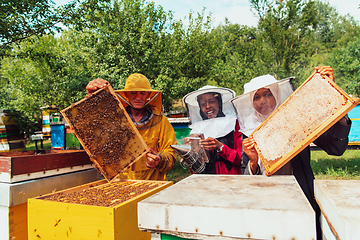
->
0, 150, 94, 183
60, 85, 149, 181
0, 169, 100, 240
0, 110, 25, 152
251, 72, 360, 175
28, 179, 172, 240
138, 175, 316, 240
314, 180, 360, 240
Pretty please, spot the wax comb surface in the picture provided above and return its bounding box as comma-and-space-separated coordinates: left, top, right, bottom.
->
61, 85, 149, 181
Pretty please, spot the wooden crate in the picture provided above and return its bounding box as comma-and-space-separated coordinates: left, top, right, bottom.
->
0, 150, 94, 183
61, 85, 149, 181
28, 179, 172, 240
0, 169, 100, 240
251, 72, 360, 175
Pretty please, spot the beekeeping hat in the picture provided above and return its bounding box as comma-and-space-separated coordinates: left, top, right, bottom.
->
182, 85, 237, 139
231, 75, 295, 136
115, 73, 162, 115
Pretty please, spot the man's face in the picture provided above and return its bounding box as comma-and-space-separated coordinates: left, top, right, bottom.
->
253, 88, 276, 116
125, 91, 150, 109
198, 93, 220, 119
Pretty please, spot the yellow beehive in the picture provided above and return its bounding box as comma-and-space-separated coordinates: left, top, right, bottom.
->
28, 179, 172, 240
251, 72, 360, 175
61, 85, 149, 181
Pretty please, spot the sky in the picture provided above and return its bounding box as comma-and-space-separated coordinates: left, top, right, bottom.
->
54, 0, 360, 27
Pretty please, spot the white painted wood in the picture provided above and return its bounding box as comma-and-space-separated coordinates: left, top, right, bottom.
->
139, 175, 316, 240
321, 213, 337, 240
315, 180, 360, 240
0, 169, 100, 207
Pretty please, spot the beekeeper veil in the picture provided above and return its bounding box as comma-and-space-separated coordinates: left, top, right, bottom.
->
231, 75, 294, 137
182, 85, 237, 139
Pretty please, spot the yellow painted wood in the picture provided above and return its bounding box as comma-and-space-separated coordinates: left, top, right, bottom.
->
28, 199, 114, 240
9, 203, 28, 240
114, 182, 172, 240
28, 180, 173, 240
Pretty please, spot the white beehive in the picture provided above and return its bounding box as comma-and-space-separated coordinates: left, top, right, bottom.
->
138, 175, 316, 240
315, 180, 360, 240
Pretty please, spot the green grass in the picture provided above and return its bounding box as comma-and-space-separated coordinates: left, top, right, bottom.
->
311, 149, 360, 180
25, 139, 52, 151
167, 157, 192, 183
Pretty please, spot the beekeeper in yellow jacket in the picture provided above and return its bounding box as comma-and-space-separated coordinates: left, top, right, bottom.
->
86, 73, 177, 180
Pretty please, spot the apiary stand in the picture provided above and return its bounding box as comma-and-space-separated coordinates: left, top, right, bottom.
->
138, 175, 316, 240
0, 169, 100, 240
314, 180, 360, 240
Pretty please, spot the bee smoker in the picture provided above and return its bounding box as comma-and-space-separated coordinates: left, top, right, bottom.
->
171, 137, 209, 173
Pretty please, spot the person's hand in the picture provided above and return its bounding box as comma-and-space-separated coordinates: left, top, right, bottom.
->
146, 148, 161, 168
183, 137, 190, 145
242, 136, 259, 174
315, 66, 334, 82
86, 78, 109, 95
200, 137, 223, 151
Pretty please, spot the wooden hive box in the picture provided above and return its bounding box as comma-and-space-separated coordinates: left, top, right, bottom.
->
0, 150, 94, 183
60, 85, 149, 181
251, 72, 360, 176
0, 169, 100, 240
28, 179, 172, 240
314, 180, 360, 240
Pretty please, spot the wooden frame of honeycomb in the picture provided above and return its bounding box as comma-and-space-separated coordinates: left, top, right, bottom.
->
251, 71, 360, 176
60, 85, 149, 181
39, 178, 170, 207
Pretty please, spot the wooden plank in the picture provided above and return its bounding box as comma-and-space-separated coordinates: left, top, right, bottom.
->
9, 203, 28, 240
10, 150, 92, 176
0, 150, 93, 182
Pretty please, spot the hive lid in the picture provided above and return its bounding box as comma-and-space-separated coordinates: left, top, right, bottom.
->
250, 72, 360, 175
138, 175, 316, 239
314, 180, 360, 239
61, 85, 149, 181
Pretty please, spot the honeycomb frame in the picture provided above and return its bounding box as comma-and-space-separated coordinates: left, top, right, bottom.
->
250, 71, 360, 176
61, 85, 149, 181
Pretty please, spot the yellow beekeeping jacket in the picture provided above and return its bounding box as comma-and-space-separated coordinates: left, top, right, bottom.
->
115, 81, 178, 181
116, 114, 177, 180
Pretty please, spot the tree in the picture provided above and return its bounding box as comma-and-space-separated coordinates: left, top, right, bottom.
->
0, 33, 94, 135
330, 39, 360, 97
250, 0, 318, 79
209, 20, 263, 95
0, 0, 78, 50
66, 0, 217, 111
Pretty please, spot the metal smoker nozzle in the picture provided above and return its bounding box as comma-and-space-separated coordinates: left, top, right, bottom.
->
171, 144, 206, 173
170, 145, 191, 157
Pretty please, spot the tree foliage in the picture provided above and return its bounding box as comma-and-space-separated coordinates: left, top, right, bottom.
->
250, 0, 318, 79
1, 0, 360, 136
0, 0, 79, 50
